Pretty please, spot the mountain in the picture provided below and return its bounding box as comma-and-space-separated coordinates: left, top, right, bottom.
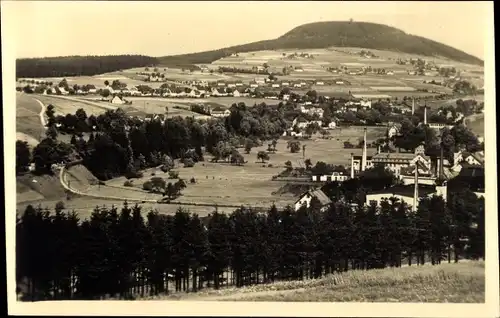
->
158, 21, 483, 66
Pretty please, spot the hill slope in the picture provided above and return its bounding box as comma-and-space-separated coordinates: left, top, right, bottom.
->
158, 21, 483, 66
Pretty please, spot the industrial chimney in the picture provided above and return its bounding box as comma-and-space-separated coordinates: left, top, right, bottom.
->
424, 104, 428, 125
412, 97, 415, 115
361, 127, 367, 171
350, 153, 355, 179
413, 163, 419, 212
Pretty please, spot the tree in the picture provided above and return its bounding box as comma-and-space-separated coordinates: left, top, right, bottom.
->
271, 140, 278, 151
287, 140, 301, 153
284, 160, 292, 171
230, 150, 245, 166
304, 159, 312, 170
32, 138, 72, 173
16, 140, 31, 175
257, 151, 270, 163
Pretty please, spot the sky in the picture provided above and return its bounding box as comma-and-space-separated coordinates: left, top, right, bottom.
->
5, 1, 490, 60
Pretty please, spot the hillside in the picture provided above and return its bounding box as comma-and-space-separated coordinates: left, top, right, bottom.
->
158, 21, 483, 66
160, 261, 484, 302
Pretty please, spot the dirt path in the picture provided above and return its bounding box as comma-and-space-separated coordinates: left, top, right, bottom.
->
33, 97, 48, 128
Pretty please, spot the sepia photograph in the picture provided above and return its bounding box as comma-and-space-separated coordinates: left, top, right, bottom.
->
3, 1, 498, 316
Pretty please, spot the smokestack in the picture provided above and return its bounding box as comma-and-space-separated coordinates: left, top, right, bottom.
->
377, 145, 381, 154
439, 145, 444, 179
424, 105, 428, 125
412, 97, 415, 115
413, 163, 419, 212
361, 127, 367, 171
350, 153, 355, 179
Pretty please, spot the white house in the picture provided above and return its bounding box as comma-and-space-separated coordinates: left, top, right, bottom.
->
210, 107, 231, 118
111, 95, 125, 105
281, 82, 290, 87
312, 171, 349, 182
250, 83, 259, 88
294, 189, 332, 212
360, 100, 372, 109
282, 94, 290, 101
335, 80, 345, 85
316, 81, 325, 85
272, 84, 280, 88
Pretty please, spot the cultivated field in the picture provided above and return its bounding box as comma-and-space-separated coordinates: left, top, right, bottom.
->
165, 260, 484, 302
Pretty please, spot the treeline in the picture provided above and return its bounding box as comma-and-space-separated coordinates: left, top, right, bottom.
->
16, 185, 484, 301
16, 55, 159, 78
25, 102, 288, 180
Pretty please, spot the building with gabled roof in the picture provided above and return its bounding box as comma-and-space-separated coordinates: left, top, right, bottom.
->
295, 189, 332, 212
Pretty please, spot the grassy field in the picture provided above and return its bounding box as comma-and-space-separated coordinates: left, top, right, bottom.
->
35, 95, 114, 116
16, 93, 45, 142
164, 260, 484, 302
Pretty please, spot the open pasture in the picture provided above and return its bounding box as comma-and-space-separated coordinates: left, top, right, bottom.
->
35, 95, 111, 116
103, 159, 295, 208
16, 93, 45, 141
251, 133, 381, 167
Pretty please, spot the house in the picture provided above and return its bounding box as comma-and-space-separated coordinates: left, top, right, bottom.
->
217, 82, 226, 87
188, 89, 201, 98
210, 106, 231, 118
110, 95, 126, 105
235, 82, 244, 87
145, 113, 166, 123
387, 123, 402, 138
316, 81, 325, 86
462, 152, 485, 167
255, 78, 266, 85
386, 71, 394, 75
360, 100, 372, 109
371, 152, 431, 177
294, 189, 332, 212
227, 83, 236, 88
272, 83, 280, 88
312, 169, 350, 182
281, 82, 290, 87
58, 86, 69, 95
293, 83, 302, 88
88, 88, 97, 94
327, 119, 338, 129
211, 87, 228, 97
335, 80, 345, 85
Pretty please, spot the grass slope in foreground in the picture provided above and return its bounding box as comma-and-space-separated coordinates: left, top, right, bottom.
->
164, 261, 484, 302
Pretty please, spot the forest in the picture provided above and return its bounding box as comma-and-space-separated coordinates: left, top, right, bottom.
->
16, 182, 485, 300
16, 55, 158, 78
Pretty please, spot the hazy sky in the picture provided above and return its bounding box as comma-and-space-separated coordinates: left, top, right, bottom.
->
6, 1, 489, 60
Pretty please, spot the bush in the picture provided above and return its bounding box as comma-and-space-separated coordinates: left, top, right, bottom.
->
125, 170, 143, 179
168, 171, 179, 179
124, 180, 134, 187
190, 177, 196, 184
151, 172, 156, 176
268, 164, 273, 167
184, 158, 195, 168
143, 180, 153, 191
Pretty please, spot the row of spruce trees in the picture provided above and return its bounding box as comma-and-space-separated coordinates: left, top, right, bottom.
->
16, 187, 484, 301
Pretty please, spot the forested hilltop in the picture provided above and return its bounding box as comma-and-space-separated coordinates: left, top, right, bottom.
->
158, 21, 483, 66
16, 55, 159, 78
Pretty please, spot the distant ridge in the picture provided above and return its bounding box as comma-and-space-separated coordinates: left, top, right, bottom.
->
158, 21, 483, 66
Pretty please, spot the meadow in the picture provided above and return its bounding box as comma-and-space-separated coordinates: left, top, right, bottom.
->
16, 93, 45, 142
167, 260, 484, 302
